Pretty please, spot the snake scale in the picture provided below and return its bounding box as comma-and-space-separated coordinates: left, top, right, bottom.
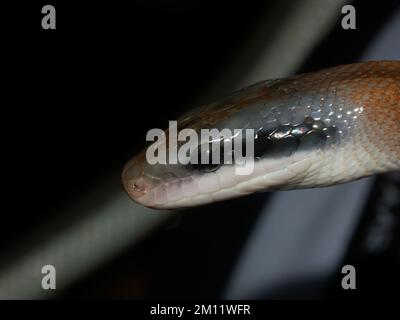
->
122, 61, 400, 209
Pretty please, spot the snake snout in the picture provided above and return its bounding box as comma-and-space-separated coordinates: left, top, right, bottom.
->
123, 175, 148, 198
121, 161, 161, 207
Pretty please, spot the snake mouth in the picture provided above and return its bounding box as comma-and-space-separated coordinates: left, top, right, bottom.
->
121, 152, 316, 210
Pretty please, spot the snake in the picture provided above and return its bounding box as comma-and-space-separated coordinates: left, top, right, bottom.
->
122, 61, 400, 209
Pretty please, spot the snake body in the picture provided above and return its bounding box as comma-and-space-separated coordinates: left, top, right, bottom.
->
122, 61, 400, 209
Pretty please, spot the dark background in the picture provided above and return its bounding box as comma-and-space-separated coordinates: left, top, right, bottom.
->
1, 0, 399, 299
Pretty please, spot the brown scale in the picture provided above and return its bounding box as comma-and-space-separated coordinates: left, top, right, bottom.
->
186, 61, 399, 157
289, 61, 399, 159
129, 61, 400, 169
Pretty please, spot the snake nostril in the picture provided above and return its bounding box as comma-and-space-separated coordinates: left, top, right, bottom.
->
132, 180, 147, 194
121, 161, 148, 199
124, 177, 149, 199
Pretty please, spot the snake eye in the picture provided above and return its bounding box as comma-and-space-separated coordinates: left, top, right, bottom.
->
194, 162, 222, 173
190, 143, 223, 173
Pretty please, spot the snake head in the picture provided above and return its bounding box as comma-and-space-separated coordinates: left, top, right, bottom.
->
122, 62, 400, 209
